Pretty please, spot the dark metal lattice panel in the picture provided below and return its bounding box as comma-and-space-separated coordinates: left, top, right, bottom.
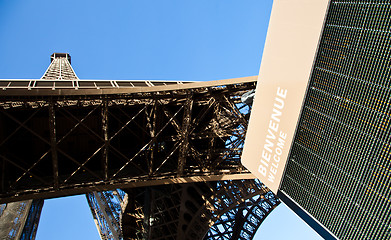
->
121, 179, 279, 240
0, 52, 277, 240
81, 88, 280, 240
0, 80, 256, 203
280, 1, 391, 239
205, 183, 279, 240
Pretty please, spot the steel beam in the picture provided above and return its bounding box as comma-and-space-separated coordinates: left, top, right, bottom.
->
0, 79, 256, 203
48, 100, 59, 190
177, 95, 193, 176
102, 99, 109, 180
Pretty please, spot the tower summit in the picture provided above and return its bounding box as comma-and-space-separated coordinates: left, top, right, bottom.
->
41, 53, 78, 80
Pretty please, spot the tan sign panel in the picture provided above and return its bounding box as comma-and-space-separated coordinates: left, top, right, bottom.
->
242, 0, 330, 194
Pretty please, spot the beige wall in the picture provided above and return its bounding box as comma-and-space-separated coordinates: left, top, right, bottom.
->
242, 0, 330, 193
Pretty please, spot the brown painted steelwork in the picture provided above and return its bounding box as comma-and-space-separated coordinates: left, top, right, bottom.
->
121, 179, 279, 240
0, 76, 257, 203
0, 54, 280, 240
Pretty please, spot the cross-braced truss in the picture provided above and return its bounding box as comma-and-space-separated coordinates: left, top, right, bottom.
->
41, 53, 78, 80
0, 76, 257, 203
118, 179, 279, 240
87, 190, 128, 240
0, 53, 280, 240
205, 184, 279, 240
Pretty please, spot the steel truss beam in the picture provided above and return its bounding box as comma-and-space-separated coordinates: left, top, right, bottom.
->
0, 80, 256, 203
121, 179, 279, 240
1, 53, 276, 240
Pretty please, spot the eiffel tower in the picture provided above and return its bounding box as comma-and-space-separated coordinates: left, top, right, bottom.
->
0, 53, 279, 239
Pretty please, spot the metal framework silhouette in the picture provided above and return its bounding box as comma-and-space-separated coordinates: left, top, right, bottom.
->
0, 53, 279, 239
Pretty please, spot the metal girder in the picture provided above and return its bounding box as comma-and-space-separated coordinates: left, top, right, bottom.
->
0, 76, 256, 96
0, 80, 256, 203
119, 179, 279, 240
48, 100, 59, 190
177, 95, 193, 176
205, 187, 279, 240
102, 99, 109, 181
1, 54, 278, 240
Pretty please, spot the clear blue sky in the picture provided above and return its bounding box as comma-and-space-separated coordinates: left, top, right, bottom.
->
0, 0, 322, 239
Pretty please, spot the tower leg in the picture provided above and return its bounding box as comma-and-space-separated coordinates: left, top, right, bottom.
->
0, 199, 44, 240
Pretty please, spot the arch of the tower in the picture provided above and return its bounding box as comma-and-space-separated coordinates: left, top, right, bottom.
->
120, 180, 279, 240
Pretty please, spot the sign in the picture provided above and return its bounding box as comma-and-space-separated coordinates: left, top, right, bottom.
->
242, 0, 330, 194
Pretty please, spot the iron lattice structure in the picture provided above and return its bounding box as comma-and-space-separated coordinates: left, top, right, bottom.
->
41, 53, 78, 80
87, 179, 279, 240
0, 199, 44, 240
121, 180, 279, 240
87, 190, 128, 240
0, 53, 280, 239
